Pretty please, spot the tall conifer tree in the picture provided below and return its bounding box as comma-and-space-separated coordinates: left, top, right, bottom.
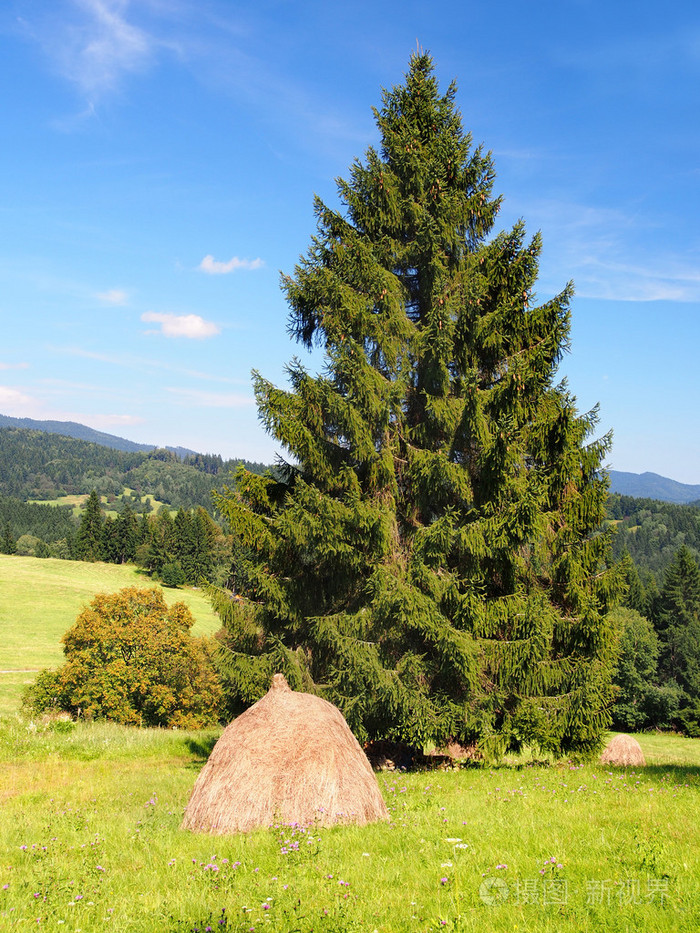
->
213, 54, 621, 756
75, 490, 104, 562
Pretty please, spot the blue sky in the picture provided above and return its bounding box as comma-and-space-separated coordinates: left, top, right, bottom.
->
1, 1, 699, 481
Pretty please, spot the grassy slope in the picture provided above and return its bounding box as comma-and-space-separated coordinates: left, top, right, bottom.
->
0, 555, 220, 714
0, 723, 698, 932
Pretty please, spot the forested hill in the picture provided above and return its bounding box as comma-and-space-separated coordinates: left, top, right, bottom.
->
608, 493, 700, 580
0, 413, 193, 456
0, 427, 268, 510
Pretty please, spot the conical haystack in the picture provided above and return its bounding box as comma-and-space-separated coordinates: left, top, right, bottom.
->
600, 733, 646, 767
181, 674, 389, 833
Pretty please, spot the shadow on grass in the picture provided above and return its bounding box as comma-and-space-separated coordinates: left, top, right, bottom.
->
605, 763, 700, 783
184, 734, 218, 762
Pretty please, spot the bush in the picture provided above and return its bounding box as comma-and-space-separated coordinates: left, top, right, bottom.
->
610, 606, 683, 730
161, 560, 185, 587
24, 587, 223, 728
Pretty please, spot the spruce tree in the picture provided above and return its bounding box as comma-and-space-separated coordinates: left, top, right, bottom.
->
213, 54, 621, 756
75, 490, 104, 562
654, 545, 700, 727
1, 522, 16, 555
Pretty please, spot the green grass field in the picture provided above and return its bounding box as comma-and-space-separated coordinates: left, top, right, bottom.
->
2, 556, 700, 930
1, 722, 698, 932
0, 555, 221, 714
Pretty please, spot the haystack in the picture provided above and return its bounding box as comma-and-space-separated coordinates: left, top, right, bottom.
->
600, 733, 646, 767
181, 674, 388, 833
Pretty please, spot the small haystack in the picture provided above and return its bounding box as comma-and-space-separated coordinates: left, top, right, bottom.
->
181, 674, 388, 833
600, 733, 646, 767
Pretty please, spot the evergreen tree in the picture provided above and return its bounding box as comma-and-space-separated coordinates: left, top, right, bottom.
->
116, 501, 139, 563
213, 54, 621, 757
654, 546, 700, 728
101, 516, 120, 563
74, 490, 104, 562
192, 507, 217, 581
1, 521, 16, 555
174, 508, 197, 581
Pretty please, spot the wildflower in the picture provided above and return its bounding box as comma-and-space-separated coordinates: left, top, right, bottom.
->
440, 877, 448, 885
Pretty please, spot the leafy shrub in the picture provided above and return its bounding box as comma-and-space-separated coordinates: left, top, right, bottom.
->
161, 560, 185, 587
610, 606, 683, 730
24, 586, 223, 728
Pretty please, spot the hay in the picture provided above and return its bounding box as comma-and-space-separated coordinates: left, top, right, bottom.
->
181, 674, 389, 834
600, 733, 646, 767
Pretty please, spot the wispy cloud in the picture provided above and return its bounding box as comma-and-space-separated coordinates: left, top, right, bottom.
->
0, 362, 30, 371
0, 386, 37, 414
96, 288, 129, 305
56, 346, 247, 383
166, 387, 254, 408
198, 254, 264, 274
141, 311, 220, 339
506, 197, 700, 303
0, 382, 144, 430
24, 0, 156, 105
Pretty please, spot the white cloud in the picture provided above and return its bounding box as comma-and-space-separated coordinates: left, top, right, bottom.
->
96, 288, 129, 305
58, 0, 152, 98
0, 386, 40, 415
166, 387, 254, 408
199, 254, 264, 274
0, 362, 30, 371
141, 311, 221, 339
505, 196, 700, 303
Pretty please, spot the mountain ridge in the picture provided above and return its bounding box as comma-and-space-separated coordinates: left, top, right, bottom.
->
0, 414, 197, 459
607, 470, 700, 504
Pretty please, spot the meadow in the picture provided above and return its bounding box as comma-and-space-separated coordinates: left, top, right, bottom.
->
2, 555, 700, 930
1, 719, 699, 932
0, 555, 220, 715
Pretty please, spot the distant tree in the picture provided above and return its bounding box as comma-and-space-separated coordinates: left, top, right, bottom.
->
15, 533, 41, 556
146, 507, 176, 574
161, 560, 185, 587
74, 490, 104, 561
0, 521, 16, 555
610, 607, 679, 730
116, 501, 139, 563
213, 54, 622, 758
101, 515, 121, 563
24, 587, 222, 728
653, 546, 700, 732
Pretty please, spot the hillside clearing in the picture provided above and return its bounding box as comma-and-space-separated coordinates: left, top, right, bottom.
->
0, 555, 220, 714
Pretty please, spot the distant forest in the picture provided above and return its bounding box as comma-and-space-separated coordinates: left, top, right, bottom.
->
608, 493, 700, 580
0, 427, 269, 511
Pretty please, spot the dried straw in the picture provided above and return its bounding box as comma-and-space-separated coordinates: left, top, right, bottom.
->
181, 674, 389, 833
600, 733, 646, 767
